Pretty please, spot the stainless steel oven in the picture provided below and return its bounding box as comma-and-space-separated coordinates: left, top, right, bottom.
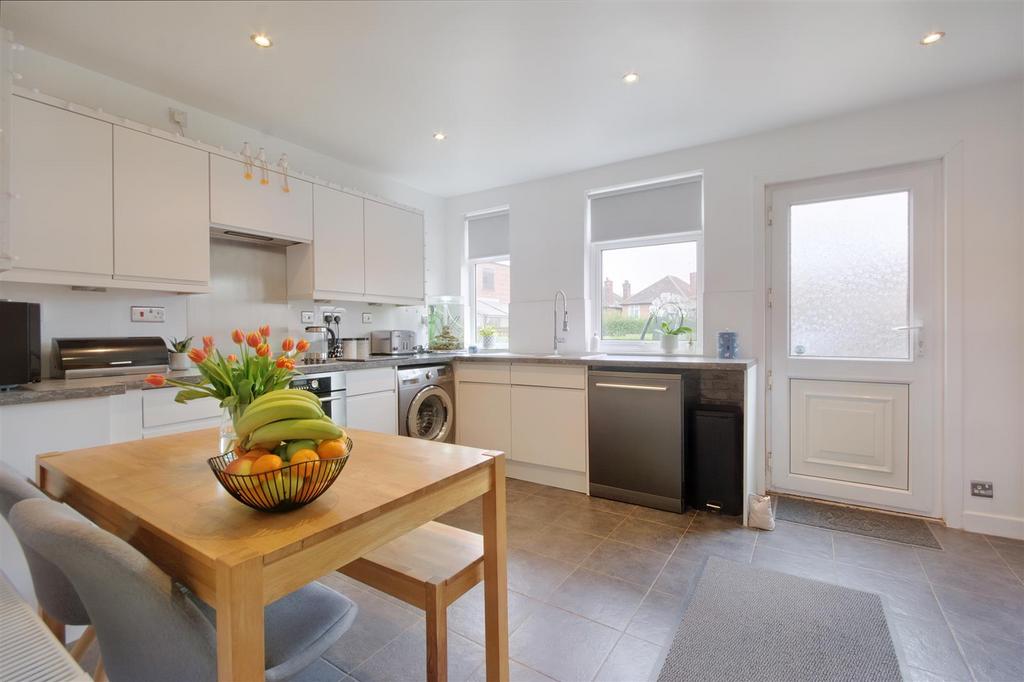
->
290, 371, 346, 427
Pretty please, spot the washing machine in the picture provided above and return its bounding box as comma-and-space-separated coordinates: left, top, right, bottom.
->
398, 365, 455, 442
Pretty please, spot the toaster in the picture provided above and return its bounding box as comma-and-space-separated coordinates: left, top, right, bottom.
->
370, 330, 416, 355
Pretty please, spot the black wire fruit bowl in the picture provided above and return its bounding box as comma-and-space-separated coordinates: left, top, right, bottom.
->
207, 438, 352, 512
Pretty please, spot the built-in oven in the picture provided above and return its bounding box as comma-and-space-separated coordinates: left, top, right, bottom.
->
290, 371, 346, 427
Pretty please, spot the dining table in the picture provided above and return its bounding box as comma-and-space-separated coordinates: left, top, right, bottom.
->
35, 427, 510, 682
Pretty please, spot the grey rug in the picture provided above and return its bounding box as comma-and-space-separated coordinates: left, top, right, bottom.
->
656, 556, 901, 682
776, 496, 940, 549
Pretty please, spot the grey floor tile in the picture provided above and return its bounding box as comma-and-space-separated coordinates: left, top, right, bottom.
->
510, 603, 620, 682
548, 567, 647, 630
833, 562, 945, 622
467, 660, 554, 682
674, 530, 755, 563
508, 495, 575, 524
988, 536, 1024, 580
350, 626, 484, 682
322, 589, 422, 673
553, 506, 627, 537
507, 514, 547, 549
889, 614, 971, 681
954, 627, 1024, 682
903, 664, 969, 682
933, 582, 1024, 645
685, 512, 749, 537
918, 549, 1024, 600
507, 478, 546, 496
532, 485, 589, 506
653, 553, 705, 596
625, 590, 687, 646
447, 584, 543, 646
927, 524, 1004, 563
580, 495, 639, 516
750, 544, 839, 584
833, 532, 927, 580
293, 659, 347, 682
755, 520, 834, 559
593, 634, 664, 682
608, 517, 684, 555
517, 523, 604, 564
630, 506, 695, 529
583, 539, 669, 588
508, 547, 577, 600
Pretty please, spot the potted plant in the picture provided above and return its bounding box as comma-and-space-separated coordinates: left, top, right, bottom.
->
167, 336, 193, 370
479, 325, 497, 349
659, 321, 693, 354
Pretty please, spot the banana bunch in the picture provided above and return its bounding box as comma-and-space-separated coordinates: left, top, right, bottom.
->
236, 389, 342, 446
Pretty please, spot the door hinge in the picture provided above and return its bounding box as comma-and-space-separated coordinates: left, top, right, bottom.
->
767, 450, 773, 467
766, 370, 773, 390
767, 205, 774, 227
767, 288, 774, 309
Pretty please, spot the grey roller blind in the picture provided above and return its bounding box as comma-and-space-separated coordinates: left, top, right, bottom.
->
590, 177, 702, 242
467, 210, 510, 259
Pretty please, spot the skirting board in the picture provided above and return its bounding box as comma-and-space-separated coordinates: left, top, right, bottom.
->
506, 460, 587, 494
962, 510, 1024, 541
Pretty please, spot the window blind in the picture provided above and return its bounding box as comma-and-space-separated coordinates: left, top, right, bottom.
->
590, 177, 702, 242
467, 210, 510, 259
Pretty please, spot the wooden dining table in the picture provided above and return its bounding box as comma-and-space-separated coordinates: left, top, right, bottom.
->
35, 427, 509, 681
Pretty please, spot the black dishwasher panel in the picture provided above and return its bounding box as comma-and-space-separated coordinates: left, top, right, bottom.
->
588, 371, 684, 512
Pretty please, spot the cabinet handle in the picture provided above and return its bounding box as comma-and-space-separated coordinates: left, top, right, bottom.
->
593, 382, 667, 392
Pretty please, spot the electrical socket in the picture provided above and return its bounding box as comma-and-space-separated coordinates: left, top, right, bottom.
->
300, 310, 314, 324
970, 481, 994, 498
169, 107, 188, 129
362, 313, 372, 324
131, 306, 165, 323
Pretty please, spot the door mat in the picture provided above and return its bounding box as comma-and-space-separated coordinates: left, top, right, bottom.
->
776, 496, 940, 549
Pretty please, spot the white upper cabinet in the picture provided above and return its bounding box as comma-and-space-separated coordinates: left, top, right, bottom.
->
210, 154, 312, 242
10, 96, 113, 276
288, 185, 364, 299
364, 199, 424, 302
113, 127, 210, 284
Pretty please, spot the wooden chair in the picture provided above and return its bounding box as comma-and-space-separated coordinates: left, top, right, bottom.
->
338, 521, 484, 682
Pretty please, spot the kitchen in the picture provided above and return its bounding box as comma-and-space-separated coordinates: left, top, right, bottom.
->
0, 3, 1022, 682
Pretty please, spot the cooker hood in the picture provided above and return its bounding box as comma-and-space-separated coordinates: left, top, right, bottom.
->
210, 226, 303, 247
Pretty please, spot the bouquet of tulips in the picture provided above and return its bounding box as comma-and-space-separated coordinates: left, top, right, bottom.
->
145, 325, 310, 421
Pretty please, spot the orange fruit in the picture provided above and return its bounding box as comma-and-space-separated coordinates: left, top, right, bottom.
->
224, 455, 257, 476
244, 448, 273, 460
251, 454, 283, 482
318, 438, 348, 460
289, 449, 320, 478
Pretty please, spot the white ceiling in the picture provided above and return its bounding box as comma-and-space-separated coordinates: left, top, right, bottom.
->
3, 1, 1022, 197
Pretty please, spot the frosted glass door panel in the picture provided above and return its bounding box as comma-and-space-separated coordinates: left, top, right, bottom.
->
789, 191, 910, 359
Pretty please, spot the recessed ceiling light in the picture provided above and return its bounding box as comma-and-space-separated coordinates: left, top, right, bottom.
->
433, 131, 447, 141
622, 72, 640, 84
251, 33, 273, 48
920, 31, 945, 46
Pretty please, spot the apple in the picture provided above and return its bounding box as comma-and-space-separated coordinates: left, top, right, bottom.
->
260, 474, 303, 504
224, 455, 256, 476
284, 439, 318, 461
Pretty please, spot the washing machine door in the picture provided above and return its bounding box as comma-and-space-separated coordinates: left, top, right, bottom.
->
407, 385, 454, 441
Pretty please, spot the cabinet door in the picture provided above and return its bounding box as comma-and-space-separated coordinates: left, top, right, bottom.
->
364, 199, 424, 301
511, 385, 587, 472
114, 128, 210, 283
456, 381, 511, 455
346, 391, 398, 434
313, 185, 364, 295
210, 154, 272, 233
11, 97, 113, 275
269, 174, 313, 242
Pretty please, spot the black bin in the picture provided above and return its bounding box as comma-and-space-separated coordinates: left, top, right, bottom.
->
687, 405, 742, 515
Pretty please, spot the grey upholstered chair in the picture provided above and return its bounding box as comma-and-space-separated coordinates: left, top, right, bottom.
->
0, 463, 94, 658
10, 497, 359, 682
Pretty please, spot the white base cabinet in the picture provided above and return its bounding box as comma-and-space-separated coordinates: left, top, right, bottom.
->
345, 368, 398, 435
510, 385, 587, 472
456, 381, 511, 454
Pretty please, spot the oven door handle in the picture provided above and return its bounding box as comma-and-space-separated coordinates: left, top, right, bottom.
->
318, 394, 347, 403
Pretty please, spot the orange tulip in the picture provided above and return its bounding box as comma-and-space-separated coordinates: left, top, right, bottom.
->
259, 324, 271, 339
144, 374, 166, 387
256, 343, 270, 357
281, 337, 295, 352
231, 328, 245, 344
226, 354, 238, 363
246, 331, 262, 348
188, 347, 207, 363
202, 335, 214, 350
296, 339, 310, 352
275, 355, 292, 369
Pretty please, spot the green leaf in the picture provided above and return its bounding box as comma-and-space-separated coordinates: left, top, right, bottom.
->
174, 388, 212, 404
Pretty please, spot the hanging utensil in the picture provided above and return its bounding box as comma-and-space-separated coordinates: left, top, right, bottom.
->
277, 153, 291, 193
240, 142, 254, 180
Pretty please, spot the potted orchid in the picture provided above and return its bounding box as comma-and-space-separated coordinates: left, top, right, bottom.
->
145, 325, 310, 450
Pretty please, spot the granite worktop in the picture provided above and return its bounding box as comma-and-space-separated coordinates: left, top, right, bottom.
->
0, 352, 754, 406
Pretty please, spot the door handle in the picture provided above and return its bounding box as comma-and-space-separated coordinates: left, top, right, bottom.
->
892, 324, 926, 358
891, 325, 924, 331
593, 383, 668, 392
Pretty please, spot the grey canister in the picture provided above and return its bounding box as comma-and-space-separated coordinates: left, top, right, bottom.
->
717, 331, 738, 359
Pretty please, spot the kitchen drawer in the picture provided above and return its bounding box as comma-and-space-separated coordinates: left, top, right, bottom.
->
510, 363, 585, 390
143, 388, 222, 428
346, 367, 396, 396
454, 362, 511, 385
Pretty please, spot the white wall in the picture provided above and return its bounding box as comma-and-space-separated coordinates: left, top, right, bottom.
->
443, 78, 1024, 537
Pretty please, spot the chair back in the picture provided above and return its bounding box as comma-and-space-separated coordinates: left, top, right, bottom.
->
0, 464, 89, 626
9, 498, 219, 682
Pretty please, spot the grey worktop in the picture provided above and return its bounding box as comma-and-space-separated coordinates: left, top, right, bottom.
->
0, 352, 754, 407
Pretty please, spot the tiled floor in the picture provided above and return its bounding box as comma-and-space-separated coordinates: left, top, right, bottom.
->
298, 478, 1022, 682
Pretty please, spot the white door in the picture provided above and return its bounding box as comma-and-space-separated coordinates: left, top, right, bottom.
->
768, 161, 942, 516
345, 391, 398, 434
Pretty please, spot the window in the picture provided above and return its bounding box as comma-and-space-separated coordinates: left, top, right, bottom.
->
466, 209, 510, 349
589, 175, 703, 352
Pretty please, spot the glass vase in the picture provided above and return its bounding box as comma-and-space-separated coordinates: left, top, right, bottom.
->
219, 405, 244, 454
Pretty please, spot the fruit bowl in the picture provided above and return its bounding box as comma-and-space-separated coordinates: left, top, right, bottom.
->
208, 437, 352, 512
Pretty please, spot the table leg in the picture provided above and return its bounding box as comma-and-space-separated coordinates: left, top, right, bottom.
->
482, 455, 509, 682
425, 578, 448, 682
215, 552, 265, 681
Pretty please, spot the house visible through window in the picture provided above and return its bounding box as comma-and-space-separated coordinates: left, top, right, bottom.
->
466, 209, 511, 349
589, 175, 703, 352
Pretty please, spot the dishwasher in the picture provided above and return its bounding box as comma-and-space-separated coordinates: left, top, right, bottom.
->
588, 371, 685, 512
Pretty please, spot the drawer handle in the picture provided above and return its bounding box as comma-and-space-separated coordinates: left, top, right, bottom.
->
593, 382, 667, 392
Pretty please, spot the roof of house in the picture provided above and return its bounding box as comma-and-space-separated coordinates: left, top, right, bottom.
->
622, 275, 696, 305
603, 290, 623, 308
